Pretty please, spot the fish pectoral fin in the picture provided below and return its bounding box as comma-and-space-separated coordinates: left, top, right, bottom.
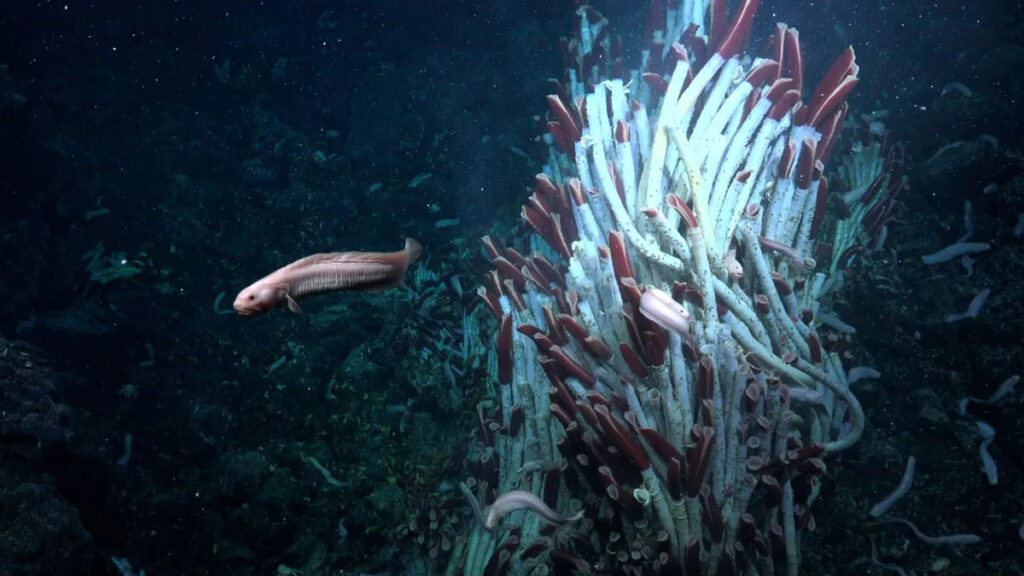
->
286, 294, 303, 314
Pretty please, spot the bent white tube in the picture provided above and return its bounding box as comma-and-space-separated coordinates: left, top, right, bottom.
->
869, 456, 915, 518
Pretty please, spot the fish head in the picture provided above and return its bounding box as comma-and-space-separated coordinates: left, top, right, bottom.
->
233, 281, 286, 316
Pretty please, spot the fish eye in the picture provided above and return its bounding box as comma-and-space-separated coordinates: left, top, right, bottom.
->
248, 295, 255, 300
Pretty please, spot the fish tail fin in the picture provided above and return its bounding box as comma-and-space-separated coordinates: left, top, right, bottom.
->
404, 238, 423, 265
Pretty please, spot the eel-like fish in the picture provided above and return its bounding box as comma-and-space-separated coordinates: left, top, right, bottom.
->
233, 238, 422, 316
483, 490, 584, 531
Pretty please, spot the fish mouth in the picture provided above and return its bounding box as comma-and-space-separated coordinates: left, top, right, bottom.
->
233, 304, 257, 316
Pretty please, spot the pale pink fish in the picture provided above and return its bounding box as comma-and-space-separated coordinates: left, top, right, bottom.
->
483, 490, 584, 531
233, 238, 422, 316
